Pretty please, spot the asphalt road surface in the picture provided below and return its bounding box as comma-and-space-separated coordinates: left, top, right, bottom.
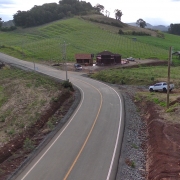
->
0, 53, 124, 180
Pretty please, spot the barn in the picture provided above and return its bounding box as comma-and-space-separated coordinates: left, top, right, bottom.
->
75, 54, 93, 65
96, 51, 121, 65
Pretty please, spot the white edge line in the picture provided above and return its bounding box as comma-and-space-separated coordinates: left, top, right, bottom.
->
21, 85, 84, 180
85, 78, 122, 180
106, 86, 122, 180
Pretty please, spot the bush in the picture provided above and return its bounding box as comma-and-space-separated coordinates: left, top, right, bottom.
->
157, 31, 165, 39
1, 26, 17, 32
62, 80, 74, 91
123, 31, 151, 36
118, 29, 124, 35
23, 138, 34, 152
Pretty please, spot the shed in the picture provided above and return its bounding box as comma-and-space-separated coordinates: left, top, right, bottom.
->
96, 50, 121, 65
75, 54, 93, 65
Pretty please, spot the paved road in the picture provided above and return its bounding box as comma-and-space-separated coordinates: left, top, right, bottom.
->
0, 53, 124, 180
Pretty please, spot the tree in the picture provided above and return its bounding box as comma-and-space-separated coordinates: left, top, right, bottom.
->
94, 4, 104, 13
136, 18, 147, 28
168, 23, 180, 35
114, 9, 123, 21
105, 10, 110, 17
0, 18, 3, 28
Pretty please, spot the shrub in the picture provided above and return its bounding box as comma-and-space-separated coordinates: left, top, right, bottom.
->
151, 77, 155, 81
62, 80, 74, 91
1, 26, 17, 32
118, 29, 124, 35
23, 138, 34, 152
47, 121, 54, 130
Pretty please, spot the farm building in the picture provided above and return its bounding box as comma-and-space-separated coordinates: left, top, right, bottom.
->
75, 54, 93, 65
96, 50, 121, 65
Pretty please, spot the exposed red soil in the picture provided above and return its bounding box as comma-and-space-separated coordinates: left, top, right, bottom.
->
136, 100, 180, 180
0, 90, 74, 180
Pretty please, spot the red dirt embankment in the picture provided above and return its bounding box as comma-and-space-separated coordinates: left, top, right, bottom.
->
139, 101, 180, 180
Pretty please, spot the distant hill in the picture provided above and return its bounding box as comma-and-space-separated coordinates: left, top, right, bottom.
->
127, 22, 169, 32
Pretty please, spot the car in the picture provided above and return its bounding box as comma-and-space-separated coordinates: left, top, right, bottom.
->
74, 63, 82, 70
149, 82, 174, 92
127, 57, 135, 61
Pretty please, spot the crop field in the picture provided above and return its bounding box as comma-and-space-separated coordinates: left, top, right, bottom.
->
0, 17, 174, 63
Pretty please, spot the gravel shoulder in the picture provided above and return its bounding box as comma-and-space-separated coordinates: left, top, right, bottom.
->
115, 84, 180, 180
116, 85, 147, 180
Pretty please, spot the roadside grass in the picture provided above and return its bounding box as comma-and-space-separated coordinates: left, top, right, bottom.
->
135, 90, 180, 123
0, 66, 64, 144
90, 66, 180, 86
0, 17, 172, 63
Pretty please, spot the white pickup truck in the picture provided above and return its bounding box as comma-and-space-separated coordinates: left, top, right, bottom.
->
149, 82, 174, 92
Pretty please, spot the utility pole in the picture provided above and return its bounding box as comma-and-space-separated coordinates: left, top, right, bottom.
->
167, 46, 172, 109
62, 41, 69, 81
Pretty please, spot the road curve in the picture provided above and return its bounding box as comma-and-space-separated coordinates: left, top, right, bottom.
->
0, 53, 124, 180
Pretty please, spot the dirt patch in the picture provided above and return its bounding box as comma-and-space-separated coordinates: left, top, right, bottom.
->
136, 99, 180, 180
46, 59, 167, 74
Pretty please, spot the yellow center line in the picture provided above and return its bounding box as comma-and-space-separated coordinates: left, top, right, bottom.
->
63, 79, 103, 180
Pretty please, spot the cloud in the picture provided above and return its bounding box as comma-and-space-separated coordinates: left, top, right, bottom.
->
0, 0, 15, 4
0, 0, 15, 9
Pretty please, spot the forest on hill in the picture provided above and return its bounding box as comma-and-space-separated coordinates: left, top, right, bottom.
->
13, 0, 96, 27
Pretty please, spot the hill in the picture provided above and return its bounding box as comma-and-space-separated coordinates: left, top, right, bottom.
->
0, 15, 180, 63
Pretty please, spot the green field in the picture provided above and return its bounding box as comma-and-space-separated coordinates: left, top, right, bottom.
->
1, 16, 179, 63
90, 65, 180, 86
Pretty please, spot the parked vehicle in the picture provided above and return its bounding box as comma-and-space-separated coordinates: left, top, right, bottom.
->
149, 82, 174, 92
127, 57, 135, 61
74, 63, 82, 70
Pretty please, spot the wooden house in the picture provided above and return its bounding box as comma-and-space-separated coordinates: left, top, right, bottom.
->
75, 54, 93, 65
96, 51, 121, 65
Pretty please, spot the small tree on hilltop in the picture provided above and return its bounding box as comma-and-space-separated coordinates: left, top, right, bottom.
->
94, 4, 104, 13
136, 18, 147, 28
114, 9, 123, 21
105, 10, 110, 17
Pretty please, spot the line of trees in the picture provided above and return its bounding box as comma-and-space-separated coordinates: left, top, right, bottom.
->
168, 23, 180, 35
94, 4, 123, 21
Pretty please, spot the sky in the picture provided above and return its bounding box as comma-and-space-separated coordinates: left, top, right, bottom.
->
0, 0, 180, 26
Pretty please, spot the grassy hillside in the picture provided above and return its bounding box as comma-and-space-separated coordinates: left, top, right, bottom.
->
0, 15, 179, 63
0, 66, 63, 143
